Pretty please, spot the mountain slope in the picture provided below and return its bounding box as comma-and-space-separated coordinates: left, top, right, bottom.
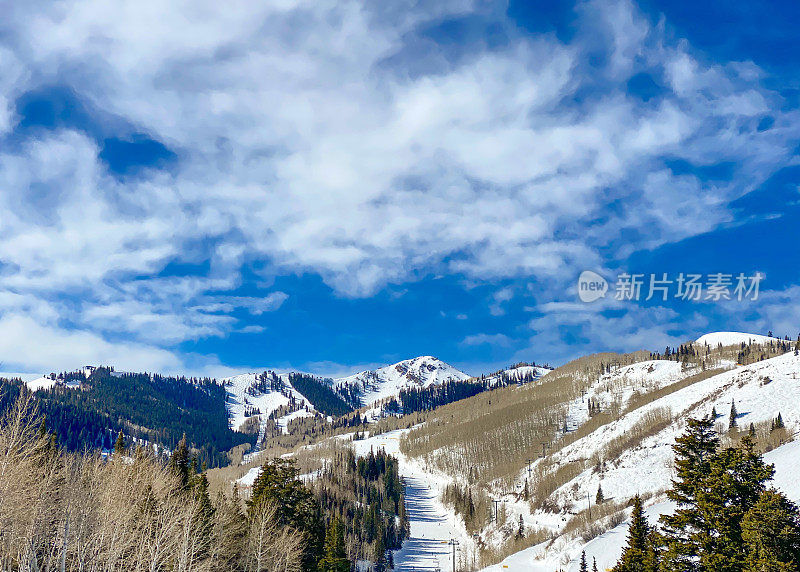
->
0, 367, 252, 467
333, 356, 471, 408
223, 371, 326, 433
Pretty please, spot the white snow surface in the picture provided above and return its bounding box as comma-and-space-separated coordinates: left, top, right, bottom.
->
555, 439, 800, 572
484, 364, 552, 388
334, 356, 471, 408
24, 366, 97, 391
351, 429, 475, 571
237, 466, 261, 488
695, 331, 785, 347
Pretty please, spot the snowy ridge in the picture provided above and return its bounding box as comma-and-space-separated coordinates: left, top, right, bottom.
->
25, 366, 99, 391
695, 331, 785, 347
484, 364, 552, 388
333, 356, 471, 408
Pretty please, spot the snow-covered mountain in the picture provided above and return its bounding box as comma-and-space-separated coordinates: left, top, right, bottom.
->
332, 356, 471, 408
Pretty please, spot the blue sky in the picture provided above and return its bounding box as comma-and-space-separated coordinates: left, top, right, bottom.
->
0, 0, 798, 377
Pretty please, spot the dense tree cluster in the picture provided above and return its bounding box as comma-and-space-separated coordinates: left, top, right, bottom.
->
286, 374, 354, 417
735, 338, 794, 366
244, 371, 285, 395
388, 379, 491, 414
613, 416, 800, 571
0, 367, 255, 468
442, 481, 490, 533
649, 343, 699, 363
311, 448, 408, 567
383, 369, 544, 416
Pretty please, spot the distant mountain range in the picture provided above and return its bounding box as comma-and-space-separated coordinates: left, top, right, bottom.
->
2, 355, 551, 463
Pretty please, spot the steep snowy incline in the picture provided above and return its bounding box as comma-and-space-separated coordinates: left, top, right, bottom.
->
224, 372, 316, 432
559, 438, 800, 572
334, 356, 471, 408
351, 430, 475, 571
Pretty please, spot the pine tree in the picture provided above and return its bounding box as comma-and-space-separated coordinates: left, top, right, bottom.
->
580, 551, 588, 572
749, 423, 756, 438
373, 531, 387, 572
248, 458, 324, 571
114, 430, 126, 454
319, 518, 350, 572
660, 416, 720, 570
596, 484, 605, 505
775, 413, 785, 430
517, 514, 525, 539
661, 424, 774, 572
742, 489, 800, 571
593, 557, 598, 572
194, 473, 214, 522
169, 433, 190, 489
729, 400, 738, 431
613, 495, 657, 572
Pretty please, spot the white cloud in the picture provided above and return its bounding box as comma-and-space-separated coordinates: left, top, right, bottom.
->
0, 0, 797, 371
0, 314, 181, 373
461, 333, 512, 347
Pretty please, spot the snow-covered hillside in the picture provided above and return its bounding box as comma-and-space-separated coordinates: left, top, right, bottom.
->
695, 331, 785, 347
333, 356, 471, 408
485, 364, 552, 387
476, 335, 800, 570
485, 436, 800, 572
223, 371, 317, 432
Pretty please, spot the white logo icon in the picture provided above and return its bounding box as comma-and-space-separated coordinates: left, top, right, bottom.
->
578, 271, 608, 303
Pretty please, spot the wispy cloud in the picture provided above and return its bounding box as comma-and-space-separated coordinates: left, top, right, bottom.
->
0, 0, 796, 372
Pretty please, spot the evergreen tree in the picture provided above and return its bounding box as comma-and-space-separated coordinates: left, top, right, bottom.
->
319, 518, 350, 572
248, 458, 324, 571
517, 514, 525, 539
169, 433, 190, 489
660, 416, 720, 570
596, 484, 605, 505
729, 400, 738, 431
613, 495, 657, 572
194, 473, 215, 522
580, 551, 588, 572
373, 532, 387, 572
749, 423, 756, 438
661, 420, 774, 572
775, 413, 785, 430
742, 489, 800, 571
114, 430, 126, 454
593, 557, 598, 572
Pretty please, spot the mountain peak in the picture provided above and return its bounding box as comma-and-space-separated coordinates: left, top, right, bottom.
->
334, 356, 470, 408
